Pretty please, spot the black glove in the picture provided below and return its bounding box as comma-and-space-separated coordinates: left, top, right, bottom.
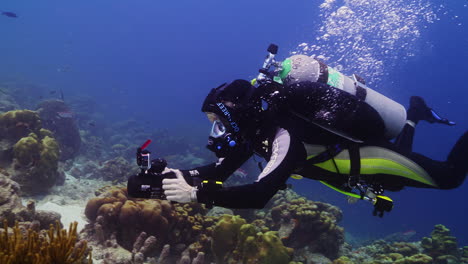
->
372, 196, 393, 217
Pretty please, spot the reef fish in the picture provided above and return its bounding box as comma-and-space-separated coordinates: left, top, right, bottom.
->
233, 168, 248, 178
57, 111, 74, 118
1, 11, 18, 18
383, 230, 417, 242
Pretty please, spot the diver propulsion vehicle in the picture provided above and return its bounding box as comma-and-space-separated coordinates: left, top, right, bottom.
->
127, 140, 176, 199
255, 44, 406, 140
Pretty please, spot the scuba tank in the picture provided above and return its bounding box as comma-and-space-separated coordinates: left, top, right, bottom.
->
255, 45, 406, 140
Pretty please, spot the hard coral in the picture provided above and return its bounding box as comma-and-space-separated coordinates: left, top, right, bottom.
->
260, 190, 344, 259
0, 110, 61, 195
0, 220, 91, 264
97, 157, 137, 182
211, 214, 293, 264
394, 253, 433, 264
0, 110, 41, 141
421, 224, 459, 260
332, 256, 355, 264
11, 132, 60, 194
0, 174, 25, 223
84, 186, 209, 256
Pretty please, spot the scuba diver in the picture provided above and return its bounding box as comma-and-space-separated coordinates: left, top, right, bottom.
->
159, 45, 467, 217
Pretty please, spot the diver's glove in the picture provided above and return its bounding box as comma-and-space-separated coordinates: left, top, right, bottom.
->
162, 169, 198, 203
372, 195, 393, 217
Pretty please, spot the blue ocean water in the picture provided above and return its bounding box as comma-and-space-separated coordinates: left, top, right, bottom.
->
1, 0, 467, 247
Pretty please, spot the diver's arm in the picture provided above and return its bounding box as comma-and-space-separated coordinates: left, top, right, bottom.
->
196, 128, 306, 209
179, 147, 253, 186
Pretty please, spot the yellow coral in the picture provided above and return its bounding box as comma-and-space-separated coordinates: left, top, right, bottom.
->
12, 133, 59, 178
13, 135, 40, 165
332, 256, 354, 264
212, 215, 293, 264
0, 220, 92, 264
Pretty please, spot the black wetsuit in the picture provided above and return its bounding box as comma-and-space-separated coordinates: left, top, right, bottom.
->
182, 82, 468, 209
180, 121, 467, 209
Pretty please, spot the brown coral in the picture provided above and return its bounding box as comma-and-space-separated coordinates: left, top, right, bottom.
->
84, 186, 209, 254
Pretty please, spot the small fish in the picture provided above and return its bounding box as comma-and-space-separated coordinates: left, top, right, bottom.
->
57, 65, 71, 73
347, 196, 359, 204
402, 230, 416, 237
290, 174, 303, 180
234, 168, 248, 178
1, 11, 18, 18
88, 122, 95, 127
56, 111, 74, 118
383, 230, 417, 242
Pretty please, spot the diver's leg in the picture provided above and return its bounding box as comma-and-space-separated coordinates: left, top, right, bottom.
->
394, 121, 416, 153
407, 96, 456, 126
445, 131, 468, 188
407, 131, 468, 189
395, 96, 456, 152
394, 96, 424, 152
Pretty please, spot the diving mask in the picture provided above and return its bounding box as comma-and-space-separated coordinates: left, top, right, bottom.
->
205, 113, 237, 157
210, 120, 227, 138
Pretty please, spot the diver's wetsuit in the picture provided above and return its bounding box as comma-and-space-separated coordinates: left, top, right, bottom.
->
183, 81, 467, 209
181, 123, 468, 209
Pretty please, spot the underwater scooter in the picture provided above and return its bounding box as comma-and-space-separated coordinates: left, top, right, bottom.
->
127, 139, 176, 199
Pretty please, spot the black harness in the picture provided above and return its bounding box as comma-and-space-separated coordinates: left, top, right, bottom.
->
306, 143, 364, 193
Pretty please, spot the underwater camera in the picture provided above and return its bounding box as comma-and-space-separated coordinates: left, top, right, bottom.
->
127, 139, 176, 199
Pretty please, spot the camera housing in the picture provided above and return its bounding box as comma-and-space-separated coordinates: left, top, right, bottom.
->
127, 141, 175, 199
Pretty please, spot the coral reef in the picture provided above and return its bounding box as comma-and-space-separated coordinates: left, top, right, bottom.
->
247, 189, 345, 260
36, 100, 81, 160
0, 110, 42, 142
83, 186, 215, 263
421, 224, 460, 264
11, 131, 61, 194
333, 224, 468, 264
78, 130, 107, 161
461, 246, 468, 263
82, 186, 347, 263
0, 110, 62, 195
0, 170, 62, 230
0, 172, 61, 228
0, 172, 30, 223
96, 157, 137, 182
0, 220, 91, 263
211, 214, 293, 264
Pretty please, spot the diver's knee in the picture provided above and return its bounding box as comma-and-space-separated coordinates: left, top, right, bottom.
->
437, 175, 466, 189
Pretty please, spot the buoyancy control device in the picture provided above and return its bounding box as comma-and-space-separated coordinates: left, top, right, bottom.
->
254, 44, 407, 141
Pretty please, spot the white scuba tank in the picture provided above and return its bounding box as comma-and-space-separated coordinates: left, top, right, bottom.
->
279, 55, 406, 139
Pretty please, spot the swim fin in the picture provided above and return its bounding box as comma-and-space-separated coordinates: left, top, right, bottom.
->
407, 96, 456, 126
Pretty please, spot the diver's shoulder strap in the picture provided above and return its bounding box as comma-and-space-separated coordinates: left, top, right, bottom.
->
305, 144, 342, 164
348, 143, 361, 187
305, 143, 362, 174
